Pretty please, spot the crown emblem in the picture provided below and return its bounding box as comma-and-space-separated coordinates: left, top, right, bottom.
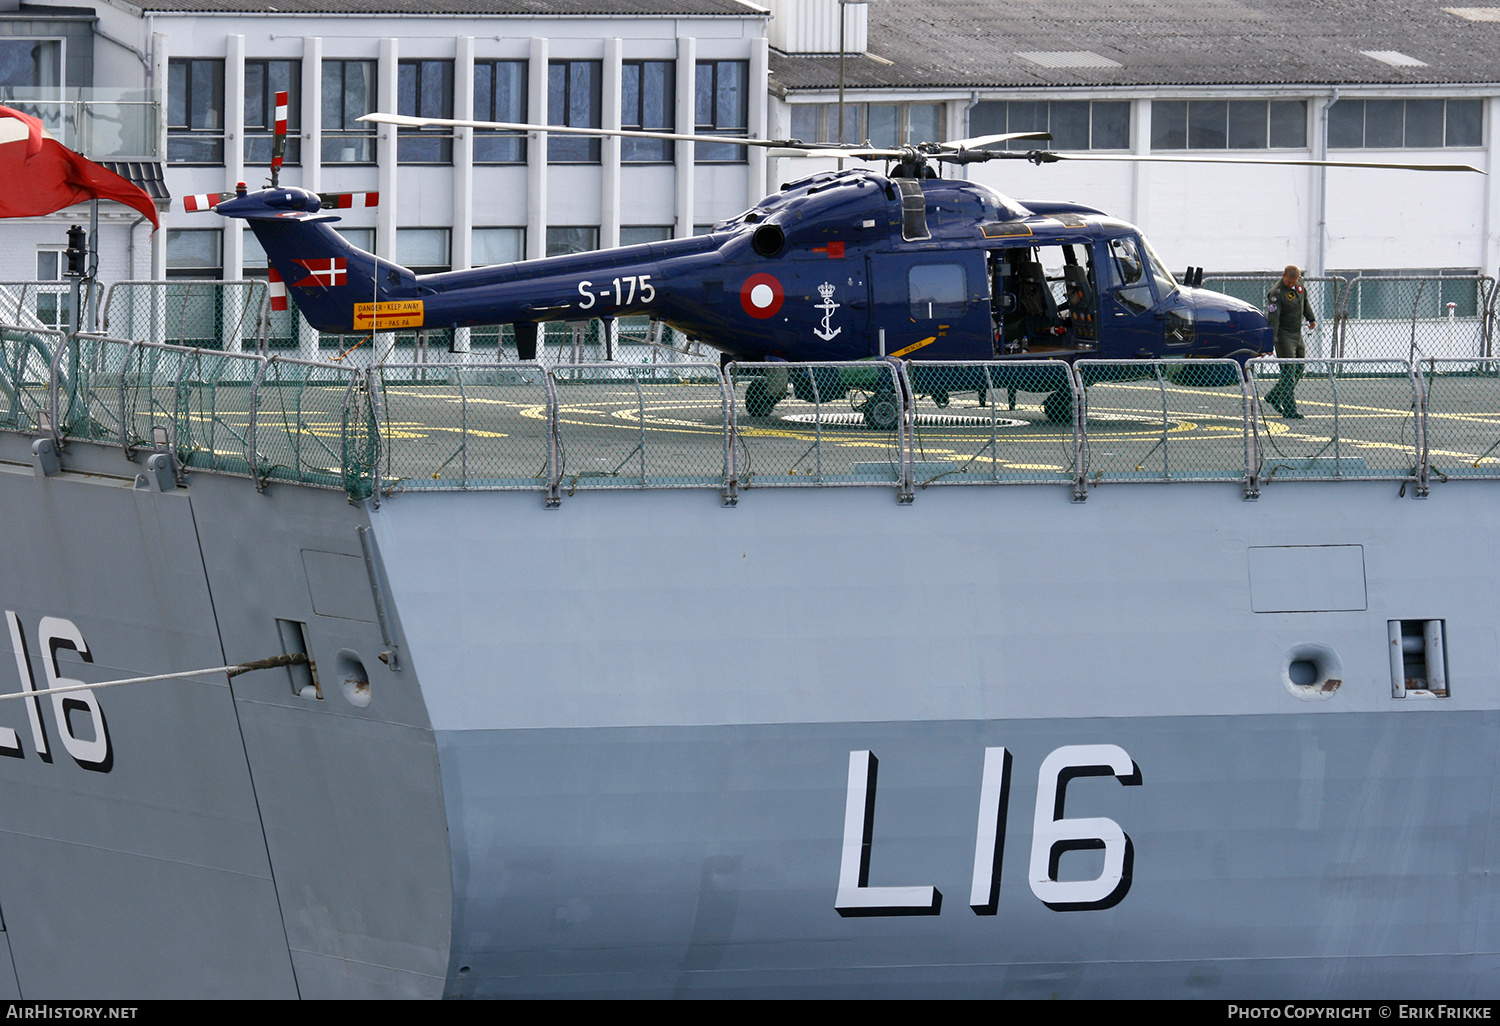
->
818, 281, 836, 301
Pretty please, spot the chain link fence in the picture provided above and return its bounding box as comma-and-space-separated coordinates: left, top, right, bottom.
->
0, 325, 60, 433
101, 281, 269, 352
1199, 273, 1496, 362
1247, 358, 1420, 481
0, 281, 102, 334
1338, 276, 1495, 361
313, 317, 709, 368
370, 363, 553, 492
550, 362, 729, 492
1201, 274, 1342, 359
23, 328, 1500, 502
1415, 359, 1500, 481
251, 357, 367, 491
726, 361, 904, 487
1076, 359, 1250, 483
904, 360, 1078, 486
50, 334, 367, 491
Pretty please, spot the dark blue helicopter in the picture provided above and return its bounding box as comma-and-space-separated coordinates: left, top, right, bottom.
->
207, 109, 1481, 425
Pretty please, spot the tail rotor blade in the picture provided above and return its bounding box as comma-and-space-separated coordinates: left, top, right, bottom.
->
316, 192, 380, 209
182, 192, 235, 213
271, 89, 288, 187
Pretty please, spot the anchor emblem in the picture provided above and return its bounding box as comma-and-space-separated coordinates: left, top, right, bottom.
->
814, 281, 842, 342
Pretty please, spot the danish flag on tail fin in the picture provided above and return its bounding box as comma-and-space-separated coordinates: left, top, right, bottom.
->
267, 267, 288, 311
290, 257, 347, 288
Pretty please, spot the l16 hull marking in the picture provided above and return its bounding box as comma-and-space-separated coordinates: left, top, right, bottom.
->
836, 745, 1139, 918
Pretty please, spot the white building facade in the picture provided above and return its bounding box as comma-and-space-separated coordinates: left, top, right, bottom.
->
0, 0, 771, 295
1, 0, 1498, 316
766, 0, 1500, 279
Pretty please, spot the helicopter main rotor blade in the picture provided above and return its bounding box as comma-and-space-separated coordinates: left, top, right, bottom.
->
774, 146, 908, 160
937, 131, 1052, 151
765, 133, 1055, 160
359, 112, 797, 149
1041, 152, 1485, 173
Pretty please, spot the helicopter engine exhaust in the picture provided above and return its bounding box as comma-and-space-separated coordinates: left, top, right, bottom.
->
752, 224, 785, 258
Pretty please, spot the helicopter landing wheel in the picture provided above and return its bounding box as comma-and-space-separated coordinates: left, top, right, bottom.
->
862, 390, 900, 431
746, 379, 779, 417
1042, 389, 1074, 424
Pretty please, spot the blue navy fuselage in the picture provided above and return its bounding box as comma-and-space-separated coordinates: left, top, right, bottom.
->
216, 170, 1271, 365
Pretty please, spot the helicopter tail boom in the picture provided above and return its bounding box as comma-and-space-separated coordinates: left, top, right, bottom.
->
215, 186, 417, 333
215, 185, 718, 343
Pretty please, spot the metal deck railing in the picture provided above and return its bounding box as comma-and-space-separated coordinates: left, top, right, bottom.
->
11, 325, 1500, 505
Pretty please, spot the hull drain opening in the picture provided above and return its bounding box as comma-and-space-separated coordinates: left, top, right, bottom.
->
1282, 643, 1343, 700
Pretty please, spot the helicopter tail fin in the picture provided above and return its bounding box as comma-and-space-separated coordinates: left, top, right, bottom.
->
213, 185, 416, 333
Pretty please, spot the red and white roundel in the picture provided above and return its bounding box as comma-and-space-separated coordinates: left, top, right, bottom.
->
740, 273, 784, 319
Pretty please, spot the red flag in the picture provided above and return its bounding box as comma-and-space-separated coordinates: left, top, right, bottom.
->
0, 105, 159, 228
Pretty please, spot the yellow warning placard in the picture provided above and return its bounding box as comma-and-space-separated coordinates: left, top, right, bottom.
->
354, 300, 424, 330
889, 336, 937, 358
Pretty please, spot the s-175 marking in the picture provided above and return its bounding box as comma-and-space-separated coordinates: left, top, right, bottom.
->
577, 275, 656, 311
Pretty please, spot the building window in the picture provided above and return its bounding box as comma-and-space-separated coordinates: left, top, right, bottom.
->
548, 60, 601, 163
621, 225, 672, 246
474, 60, 526, 164
398, 59, 454, 163
622, 60, 674, 162
1151, 100, 1306, 150
396, 228, 450, 274
165, 228, 223, 279
34, 249, 65, 330
473, 227, 525, 265
167, 59, 225, 164
970, 100, 1129, 151
546, 226, 598, 257
0, 40, 61, 88
1328, 99, 1482, 149
695, 60, 747, 162
245, 60, 300, 165
322, 60, 376, 164
790, 102, 943, 147
336, 228, 376, 252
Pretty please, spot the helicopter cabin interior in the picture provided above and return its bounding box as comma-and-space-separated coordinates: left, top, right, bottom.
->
972, 233, 1192, 360
988, 242, 1100, 357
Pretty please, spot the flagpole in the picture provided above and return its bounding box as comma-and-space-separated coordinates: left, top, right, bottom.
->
86, 198, 98, 331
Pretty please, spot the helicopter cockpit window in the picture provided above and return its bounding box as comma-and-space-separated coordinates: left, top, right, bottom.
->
1140, 235, 1178, 299
1108, 237, 1155, 313
909, 264, 967, 320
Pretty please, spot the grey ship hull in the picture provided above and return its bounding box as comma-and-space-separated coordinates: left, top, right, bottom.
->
0, 430, 1496, 998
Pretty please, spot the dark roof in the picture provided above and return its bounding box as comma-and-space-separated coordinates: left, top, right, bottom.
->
98, 161, 169, 203
137, 0, 762, 13
770, 0, 1500, 91
13, 3, 97, 17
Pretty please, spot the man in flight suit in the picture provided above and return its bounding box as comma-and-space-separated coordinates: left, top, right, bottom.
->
1265, 264, 1317, 418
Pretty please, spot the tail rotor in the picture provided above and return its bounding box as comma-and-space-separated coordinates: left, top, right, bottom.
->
270, 89, 288, 188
